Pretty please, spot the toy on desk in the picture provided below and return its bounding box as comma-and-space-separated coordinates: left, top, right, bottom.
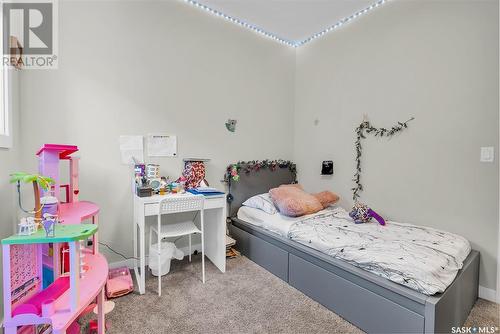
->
178, 160, 208, 189
134, 164, 145, 178
146, 164, 160, 179
149, 178, 162, 192
168, 182, 184, 194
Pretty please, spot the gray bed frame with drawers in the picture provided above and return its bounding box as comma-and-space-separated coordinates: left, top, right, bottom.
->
227, 165, 479, 334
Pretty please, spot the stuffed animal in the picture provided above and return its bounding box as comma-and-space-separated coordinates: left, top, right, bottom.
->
349, 202, 386, 226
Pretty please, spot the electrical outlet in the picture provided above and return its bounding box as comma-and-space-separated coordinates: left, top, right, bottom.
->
480, 147, 494, 162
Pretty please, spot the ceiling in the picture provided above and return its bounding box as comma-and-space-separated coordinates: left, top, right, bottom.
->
186, 0, 387, 47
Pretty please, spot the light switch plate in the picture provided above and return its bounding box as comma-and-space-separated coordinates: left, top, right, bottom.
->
480, 147, 494, 162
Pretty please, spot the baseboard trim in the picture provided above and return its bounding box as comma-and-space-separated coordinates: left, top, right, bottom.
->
479, 285, 498, 303
109, 243, 202, 270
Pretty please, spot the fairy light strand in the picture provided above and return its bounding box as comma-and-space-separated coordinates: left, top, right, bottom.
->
184, 0, 388, 48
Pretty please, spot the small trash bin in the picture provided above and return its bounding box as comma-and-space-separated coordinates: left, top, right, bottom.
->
149, 241, 184, 277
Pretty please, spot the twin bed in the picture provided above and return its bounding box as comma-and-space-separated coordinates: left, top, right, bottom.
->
227, 164, 479, 334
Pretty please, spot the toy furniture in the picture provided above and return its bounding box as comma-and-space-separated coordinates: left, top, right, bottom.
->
149, 196, 205, 296
133, 192, 226, 294
106, 267, 133, 298
3, 144, 107, 334
2, 225, 108, 334
36, 144, 100, 287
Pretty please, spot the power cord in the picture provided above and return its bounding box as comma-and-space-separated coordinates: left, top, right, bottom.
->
99, 241, 137, 260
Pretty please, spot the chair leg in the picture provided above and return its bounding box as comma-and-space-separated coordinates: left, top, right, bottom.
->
201, 210, 205, 284
149, 227, 152, 267
189, 234, 191, 262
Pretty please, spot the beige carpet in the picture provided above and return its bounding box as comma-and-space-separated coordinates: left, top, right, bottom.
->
87, 255, 499, 333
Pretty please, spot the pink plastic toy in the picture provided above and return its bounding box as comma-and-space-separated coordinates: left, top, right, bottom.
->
2, 144, 108, 334
106, 266, 134, 298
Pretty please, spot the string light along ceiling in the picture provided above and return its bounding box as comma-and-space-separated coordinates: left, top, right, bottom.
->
184, 0, 388, 48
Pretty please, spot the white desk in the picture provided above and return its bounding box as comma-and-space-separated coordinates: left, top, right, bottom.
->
133, 193, 226, 294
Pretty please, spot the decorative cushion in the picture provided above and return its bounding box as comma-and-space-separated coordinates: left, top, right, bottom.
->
313, 191, 340, 208
269, 187, 323, 217
242, 193, 278, 215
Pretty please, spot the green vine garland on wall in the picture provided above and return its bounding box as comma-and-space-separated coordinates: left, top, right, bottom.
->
352, 117, 415, 201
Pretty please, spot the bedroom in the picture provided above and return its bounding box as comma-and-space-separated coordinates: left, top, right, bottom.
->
0, 0, 497, 333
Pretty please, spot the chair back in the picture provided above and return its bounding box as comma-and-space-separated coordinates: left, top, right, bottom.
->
158, 195, 204, 214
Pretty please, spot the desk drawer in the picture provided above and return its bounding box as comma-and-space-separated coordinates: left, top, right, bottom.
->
204, 196, 226, 210
144, 197, 225, 216
144, 203, 159, 216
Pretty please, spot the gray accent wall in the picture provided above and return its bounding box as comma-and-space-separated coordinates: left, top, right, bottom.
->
293, 0, 499, 290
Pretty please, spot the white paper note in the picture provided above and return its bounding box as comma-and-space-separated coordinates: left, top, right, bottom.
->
119, 135, 144, 165
147, 134, 177, 157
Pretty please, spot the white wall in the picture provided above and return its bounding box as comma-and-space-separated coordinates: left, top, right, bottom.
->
19, 0, 295, 262
14, 0, 499, 295
294, 0, 499, 290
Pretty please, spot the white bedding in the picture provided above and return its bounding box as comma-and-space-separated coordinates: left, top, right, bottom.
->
237, 206, 328, 238
237, 206, 471, 295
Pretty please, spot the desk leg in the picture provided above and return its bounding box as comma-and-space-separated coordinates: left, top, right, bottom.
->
133, 200, 146, 295
204, 207, 226, 273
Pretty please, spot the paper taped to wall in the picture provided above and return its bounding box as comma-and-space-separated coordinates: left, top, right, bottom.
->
147, 134, 177, 157
119, 135, 144, 165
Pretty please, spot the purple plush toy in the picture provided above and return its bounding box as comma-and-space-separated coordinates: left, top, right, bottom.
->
349, 202, 386, 225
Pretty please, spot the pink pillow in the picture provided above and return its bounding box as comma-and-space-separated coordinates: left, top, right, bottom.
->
269, 187, 323, 217
313, 191, 340, 208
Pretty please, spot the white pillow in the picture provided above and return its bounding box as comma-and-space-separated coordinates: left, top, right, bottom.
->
242, 193, 278, 215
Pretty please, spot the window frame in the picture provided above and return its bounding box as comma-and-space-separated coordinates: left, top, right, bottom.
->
0, 2, 12, 149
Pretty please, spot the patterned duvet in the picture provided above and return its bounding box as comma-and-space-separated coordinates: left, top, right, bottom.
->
287, 207, 471, 295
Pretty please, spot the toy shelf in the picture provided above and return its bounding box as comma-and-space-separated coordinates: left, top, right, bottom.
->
2, 225, 98, 245
59, 201, 100, 225
4, 250, 108, 334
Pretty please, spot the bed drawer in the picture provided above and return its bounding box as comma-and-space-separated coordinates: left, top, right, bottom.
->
289, 254, 425, 334
230, 225, 288, 281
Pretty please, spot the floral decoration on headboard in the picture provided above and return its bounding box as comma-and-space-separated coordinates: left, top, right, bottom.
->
223, 160, 297, 213
224, 160, 297, 183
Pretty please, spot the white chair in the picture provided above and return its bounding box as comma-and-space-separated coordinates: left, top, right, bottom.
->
149, 195, 205, 296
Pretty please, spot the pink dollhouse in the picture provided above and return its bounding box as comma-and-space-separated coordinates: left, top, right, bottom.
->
2, 144, 108, 334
